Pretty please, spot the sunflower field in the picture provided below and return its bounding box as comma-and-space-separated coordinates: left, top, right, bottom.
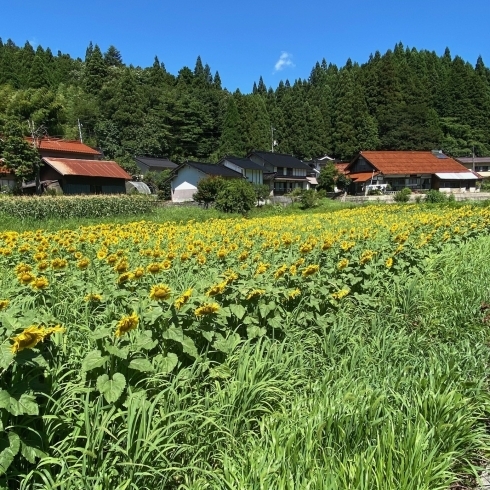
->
2, 203, 490, 488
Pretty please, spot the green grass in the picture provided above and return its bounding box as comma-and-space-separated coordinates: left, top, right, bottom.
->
8, 234, 490, 489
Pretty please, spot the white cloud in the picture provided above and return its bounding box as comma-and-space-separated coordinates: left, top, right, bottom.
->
274, 52, 295, 73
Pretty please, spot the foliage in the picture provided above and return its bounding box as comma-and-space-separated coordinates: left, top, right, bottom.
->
393, 187, 412, 202
0, 120, 41, 187
298, 189, 319, 209
0, 195, 154, 220
1, 205, 490, 486
253, 183, 270, 205
1, 39, 490, 164
317, 162, 339, 192
193, 176, 225, 208
425, 189, 449, 203
215, 179, 256, 214
142, 170, 171, 200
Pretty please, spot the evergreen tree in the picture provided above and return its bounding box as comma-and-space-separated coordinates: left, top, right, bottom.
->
219, 95, 244, 156
84, 44, 108, 95
104, 46, 123, 67
28, 46, 50, 88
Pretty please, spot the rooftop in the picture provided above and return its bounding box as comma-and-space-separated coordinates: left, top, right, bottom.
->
42, 158, 131, 179
352, 151, 470, 175
249, 150, 311, 170
135, 155, 178, 170
185, 161, 243, 178
28, 137, 101, 156
221, 156, 264, 171
456, 156, 490, 165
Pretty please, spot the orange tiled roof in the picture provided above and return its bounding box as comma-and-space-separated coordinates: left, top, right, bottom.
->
26, 137, 101, 156
335, 162, 350, 174
356, 151, 469, 174
348, 171, 380, 183
43, 158, 131, 179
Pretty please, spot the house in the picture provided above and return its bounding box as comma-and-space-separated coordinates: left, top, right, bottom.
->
33, 157, 131, 195
345, 151, 480, 194
134, 155, 178, 175
169, 161, 243, 202
27, 138, 102, 160
247, 151, 313, 195
456, 157, 490, 179
218, 156, 264, 185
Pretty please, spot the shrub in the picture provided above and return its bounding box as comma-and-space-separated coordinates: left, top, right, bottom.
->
299, 189, 319, 209
393, 187, 411, 203
215, 179, 256, 214
193, 176, 225, 208
425, 190, 448, 203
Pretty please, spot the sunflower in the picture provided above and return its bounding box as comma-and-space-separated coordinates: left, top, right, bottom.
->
301, 264, 319, 277
149, 284, 171, 301
85, 293, 103, 302
337, 258, 349, 270
174, 289, 193, 310
31, 276, 49, 290
246, 289, 265, 300
115, 312, 139, 338
195, 302, 220, 317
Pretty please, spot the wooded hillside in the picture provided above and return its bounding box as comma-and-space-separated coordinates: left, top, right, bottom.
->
0, 39, 489, 166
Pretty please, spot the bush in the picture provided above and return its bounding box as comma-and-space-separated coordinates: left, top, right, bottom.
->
393, 187, 411, 203
193, 176, 225, 208
425, 190, 448, 203
215, 179, 256, 214
299, 189, 319, 209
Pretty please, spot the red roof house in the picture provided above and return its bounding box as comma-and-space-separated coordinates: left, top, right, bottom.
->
38, 158, 131, 195
345, 151, 480, 193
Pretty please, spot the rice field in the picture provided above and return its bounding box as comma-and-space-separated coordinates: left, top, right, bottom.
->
1, 203, 490, 489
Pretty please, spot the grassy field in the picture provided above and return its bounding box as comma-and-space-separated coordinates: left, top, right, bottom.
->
1, 203, 490, 489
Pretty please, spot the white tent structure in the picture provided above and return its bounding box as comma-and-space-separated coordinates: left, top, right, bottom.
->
172, 181, 197, 202
126, 181, 152, 194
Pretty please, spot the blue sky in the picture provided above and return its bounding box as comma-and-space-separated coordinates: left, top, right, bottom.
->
1, 0, 489, 93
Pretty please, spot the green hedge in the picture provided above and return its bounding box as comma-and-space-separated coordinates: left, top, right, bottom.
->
0, 195, 155, 220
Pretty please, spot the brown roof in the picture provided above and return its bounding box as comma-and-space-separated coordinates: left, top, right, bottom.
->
335, 162, 350, 174
0, 159, 13, 176
348, 171, 379, 183
27, 138, 101, 156
355, 151, 469, 174
42, 158, 131, 180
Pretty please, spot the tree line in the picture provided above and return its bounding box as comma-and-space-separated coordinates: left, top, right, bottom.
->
0, 38, 489, 174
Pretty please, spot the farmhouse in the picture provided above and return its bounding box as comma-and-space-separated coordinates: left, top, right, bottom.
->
32, 157, 131, 195
218, 156, 264, 185
168, 161, 243, 202
247, 150, 313, 195
345, 151, 480, 194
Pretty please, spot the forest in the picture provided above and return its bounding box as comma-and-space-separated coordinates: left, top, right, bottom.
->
0, 38, 489, 171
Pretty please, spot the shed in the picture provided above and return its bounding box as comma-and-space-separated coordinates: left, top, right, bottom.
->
41, 158, 131, 195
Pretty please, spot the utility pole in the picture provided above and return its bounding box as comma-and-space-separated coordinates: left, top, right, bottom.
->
78, 119, 83, 143
472, 145, 475, 172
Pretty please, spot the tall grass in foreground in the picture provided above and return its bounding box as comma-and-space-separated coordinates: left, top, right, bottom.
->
8, 235, 490, 489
